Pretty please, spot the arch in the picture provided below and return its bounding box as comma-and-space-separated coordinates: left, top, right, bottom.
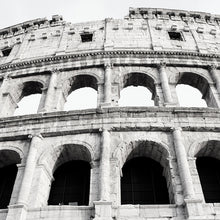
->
188, 138, 220, 158
62, 71, 102, 86
196, 157, 220, 203
61, 74, 98, 110
113, 139, 171, 169
64, 87, 97, 110
0, 146, 24, 164
43, 142, 93, 206
176, 84, 207, 107
122, 72, 156, 95
176, 72, 214, 107
0, 164, 17, 208
173, 70, 213, 85
0, 148, 22, 167
118, 86, 154, 107
119, 72, 157, 106
62, 74, 99, 97
121, 157, 170, 205
189, 139, 220, 203
14, 80, 44, 103
48, 160, 90, 206
114, 139, 173, 204
121, 69, 158, 84
38, 140, 94, 174
0, 149, 21, 208
12, 80, 44, 115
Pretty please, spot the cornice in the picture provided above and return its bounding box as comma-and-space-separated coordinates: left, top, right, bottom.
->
0, 106, 218, 142
0, 50, 220, 71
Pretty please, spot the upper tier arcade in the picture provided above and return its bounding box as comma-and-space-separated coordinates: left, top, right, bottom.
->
1, 7, 220, 66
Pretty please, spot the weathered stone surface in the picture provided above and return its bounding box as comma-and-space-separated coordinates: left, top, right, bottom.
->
0, 7, 220, 220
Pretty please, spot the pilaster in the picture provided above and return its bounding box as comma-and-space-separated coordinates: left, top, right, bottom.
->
99, 129, 111, 201
0, 76, 17, 117
157, 62, 173, 106
172, 127, 195, 199
93, 129, 112, 220
6, 134, 43, 220
40, 69, 59, 112
209, 64, 220, 94
101, 62, 113, 107
172, 127, 204, 219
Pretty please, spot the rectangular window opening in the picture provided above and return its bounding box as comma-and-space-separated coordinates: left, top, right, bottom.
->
80, 33, 93, 43
2, 47, 12, 57
168, 32, 183, 41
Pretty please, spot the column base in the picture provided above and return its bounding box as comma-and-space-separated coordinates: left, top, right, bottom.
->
184, 198, 204, 219
163, 102, 177, 107
93, 201, 113, 220
100, 102, 112, 108
6, 204, 28, 220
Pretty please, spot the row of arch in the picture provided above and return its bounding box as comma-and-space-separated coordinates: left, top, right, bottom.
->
1, 138, 220, 208
1, 70, 217, 116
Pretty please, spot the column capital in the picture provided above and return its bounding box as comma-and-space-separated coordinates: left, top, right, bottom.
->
99, 127, 111, 133
104, 61, 114, 69
157, 61, 166, 69
41, 86, 48, 91
51, 68, 60, 74
28, 133, 43, 140
16, 163, 25, 169
208, 64, 218, 71
90, 160, 99, 168
3, 74, 11, 81
171, 127, 182, 132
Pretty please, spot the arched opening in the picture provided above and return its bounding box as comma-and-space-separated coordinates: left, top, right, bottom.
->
196, 157, 220, 203
47, 144, 92, 206
14, 81, 43, 115
119, 141, 171, 205
119, 86, 154, 107
48, 160, 90, 206
0, 150, 21, 209
176, 85, 207, 107
176, 73, 213, 107
64, 75, 98, 111
121, 157, 170, 205
64, 88, 97, 110
194, 140, 220, 203
119, 73, 156, 107
0, 164, 17, 209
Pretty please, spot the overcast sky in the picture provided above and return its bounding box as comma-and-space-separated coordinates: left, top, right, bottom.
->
1, 0, 220, 29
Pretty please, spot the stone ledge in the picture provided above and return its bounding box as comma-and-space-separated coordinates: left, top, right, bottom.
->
1, 50, 220, 71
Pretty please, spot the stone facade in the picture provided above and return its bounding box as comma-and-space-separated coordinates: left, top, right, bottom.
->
0, 7, 220, 220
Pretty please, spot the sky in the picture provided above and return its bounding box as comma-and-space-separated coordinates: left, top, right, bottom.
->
1, 0, 220, 29
1, 0, 215, 114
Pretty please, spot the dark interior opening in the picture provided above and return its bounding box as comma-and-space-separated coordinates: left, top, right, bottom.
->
48, 160, 90, 206
121, 157, 170, 205
196, 157, 220, 203
2, 47, 12, 57
168, 32, 183, 41
80, 33, 93, 42
69, 75, 98, 93
0, 164, 17, 209
21, 81, 43, 98
123, 72, 155, 96
177, 73, 208, 96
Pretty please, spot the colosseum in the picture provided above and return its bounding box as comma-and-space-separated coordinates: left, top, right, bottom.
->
0, 6, 220, 220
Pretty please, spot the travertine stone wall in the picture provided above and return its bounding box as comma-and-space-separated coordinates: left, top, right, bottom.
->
0, 7, 220, 220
